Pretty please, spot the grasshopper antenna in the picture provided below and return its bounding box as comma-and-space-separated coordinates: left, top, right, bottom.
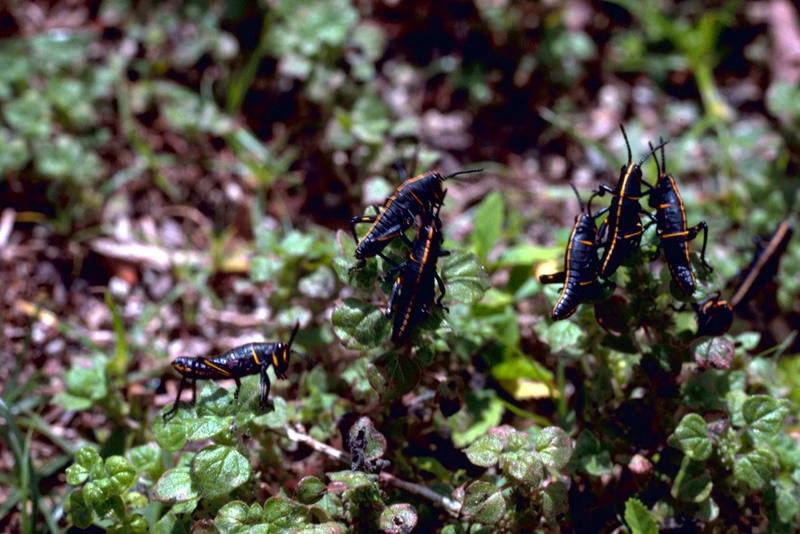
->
287, 322, 300, 349
638, 138, 669, 167
659, 136, 667, 175
569, 183, 586, 213
648, 140, 661, 177
620, 124, 632, 165
445, 168, 483, 181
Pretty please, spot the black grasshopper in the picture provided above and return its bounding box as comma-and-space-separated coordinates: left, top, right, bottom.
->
385, 206, 449, 345
163, 323, 299, 420
594, 126, 662, 279
693, 292, 733, 337
350, 167, 480, 267
730, 221, 794, 311
645, 140, 712, 294
539, 185, 605, 320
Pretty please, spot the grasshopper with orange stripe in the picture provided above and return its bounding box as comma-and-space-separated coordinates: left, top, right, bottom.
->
349, 167, 480, 270
693, 292, 733, 337
385, 204, 449, 345
539, 185, 608, 320
592, 126, 666, 279
645, 139, 712, 295
162, 323, 299, 420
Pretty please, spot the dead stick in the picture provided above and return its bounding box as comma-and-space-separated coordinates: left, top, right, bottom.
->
274, 425, 461, 516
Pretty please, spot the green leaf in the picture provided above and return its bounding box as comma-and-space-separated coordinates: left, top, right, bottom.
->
253, 396, 289, 428
327, 471, 381, 506
367, 352, 420, 401
471, 191, 504, 263
733, 448, 777, 491
127, 443, 162, 482
379, 503, 418, 534
191, 445, 252, 498
497, 244, 562, 267
66, 446, 102, 485
214, 501, 251, 534
34, 135, 103, 183
0, 127, 29, 173
152, 511, 190, 534
153, 408, 192, 452
693, 337, 734, 369
82, 478, 111, 508
332, 298, 390, 349
296, 476, 327, 505
349, 416, 387, 462
500, 450, 544, 486
350, 93, 390, 144
624, 498, 658, 534
299, 266, 336, 299
352, 21, 387, 62
76, 446, 103, 471
542, 321, 582, 349
670, 413, 712, 461
742, 395, 788, 439
3, 90, 52, 139
67, 490, 93, 529
671, 457, 712, 503
66, 464, 89, 486
153, 467, 199, 504
776, 483, 800, 524
442, 251, 490, 305
542, 480, 569, 520
461, 481, 506, 525
533, 427, 573, 470
571, 431, 613, 477
62, 357, 108, 403
449, 389, 505, 448
188, 415, 231, 441
104, 456, 135, 494
464, 431, 507, 467
262, 496, 309, 529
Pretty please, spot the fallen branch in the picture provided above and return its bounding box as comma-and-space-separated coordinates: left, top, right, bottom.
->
282, 425, 350, 464
90, 238, 210, 270
379, 472, 461, 517
274, 425, 462, 517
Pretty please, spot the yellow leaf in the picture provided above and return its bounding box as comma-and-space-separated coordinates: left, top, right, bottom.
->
498, 378, 557, 400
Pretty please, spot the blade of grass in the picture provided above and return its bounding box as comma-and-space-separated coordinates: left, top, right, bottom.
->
105, 291, 130, 381
226, 10, 274, 114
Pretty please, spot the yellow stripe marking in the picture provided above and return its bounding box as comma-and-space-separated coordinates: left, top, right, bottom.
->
360, 173, 436, 243
272, 354, 279, 367
667, 174, 694, 288
661, 174, 695, 286
600, 164, 635, 275
578, 280, 594, 286
554, 219, 579, 313
731, 221, 792, 307
623, 230, 642, 239
408, 190, 424, 206
659, 203, 671, 209
661, 230, 689, 239
251, 345, 261, 365
399, 227, 435, 336
579, 240, 593, 245
202, 358, 232, 377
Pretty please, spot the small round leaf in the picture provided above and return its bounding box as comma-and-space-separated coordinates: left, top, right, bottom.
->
379, 503, 418, 534
191, 445, 252, 498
